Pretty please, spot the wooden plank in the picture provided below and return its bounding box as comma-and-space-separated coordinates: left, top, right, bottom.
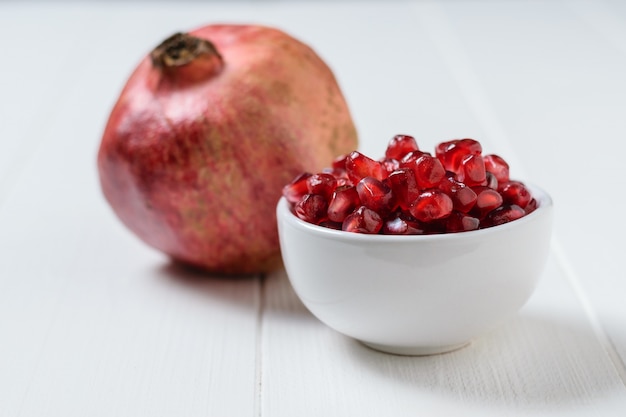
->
261, 258, 626, 416
259, 0, 626, 415
431, 0, 626, 373
565, 0, 626, 375
0, 6, 98, 200
0, 4, 260, 416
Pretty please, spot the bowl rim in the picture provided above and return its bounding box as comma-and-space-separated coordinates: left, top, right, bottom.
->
277, 183, 552, 243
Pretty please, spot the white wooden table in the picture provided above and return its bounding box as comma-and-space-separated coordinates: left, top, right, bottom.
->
1, 1, 625, 415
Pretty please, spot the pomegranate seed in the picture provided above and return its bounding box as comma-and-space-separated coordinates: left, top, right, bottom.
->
439, 176, 477, 213
399, 150, 428, 169
409, 190, 453, 222
318, 220, 342, 230
445, 211, 480, 233
356, 177, 396, 216
284, 136, 535, 234
435, 138, 482, 173
383, 216, 410, 235
345, 151, 384, 182
383, 213, 428, 235
385, 134, 419, 160
322, 165, 350, 184
342, 206, 383, 234
332, 153, 349, 170
412, 154, 446, 189
442, 170, 458, 184
386, 168, 419, 210
482, 204, 525, 228
306, 173, 337, 201
458, 154, 487, 186
294, 194, 328, 224
471, 186, 504, 219
500, 181, 531, 209
336, 177, 351, 187
380, 158, 400, 177
435, 141, 450, 161
457, 138, 482, 153
485, 172, 498, 190
483, 154, 510, 184
327, 185, 360, 222
282, 172, 312, 204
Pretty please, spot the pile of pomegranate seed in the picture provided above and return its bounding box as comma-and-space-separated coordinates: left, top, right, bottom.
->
282, 135, 537, 234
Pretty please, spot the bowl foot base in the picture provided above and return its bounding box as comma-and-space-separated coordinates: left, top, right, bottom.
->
361, 340, 470, 356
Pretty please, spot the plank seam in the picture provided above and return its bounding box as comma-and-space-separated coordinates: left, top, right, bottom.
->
253, 273, 266, 417
551, 240, 626, 387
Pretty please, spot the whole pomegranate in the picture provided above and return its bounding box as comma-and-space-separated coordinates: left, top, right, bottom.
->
97, 25, 358, 274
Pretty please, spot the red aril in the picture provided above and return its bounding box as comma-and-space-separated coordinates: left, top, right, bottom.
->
383, 216, 411, 235
356, 177, 395, 215
399, 150, 428, 169
412, 154, 446, 189
485, 171, 498, 190
439, 176, 477, 213
380, 158, 401, 176
336, 177, 351, 187
471, 186, 504, 219
318, 220, 342, 230
342, 206, 383, 234
295, 194, 328, 224
458, 154, 487, 186
385, 134, 419, 160
445, 211, 480, 233
409, 190, 453, 222
500, 181, 532, 209
345, 151, 384, 183
323, 164, 351, 186
435, 141, 449, 162
435, 138, 482, 173
306, 173, 337, 201
285, 136, 535, 234
483, 154, 510, 184
282, 172, 312, 204
327, 186, 360, 222
382, 213, 428, 235
525, 198, 538, 214
482, 204, 525, 228
332, 153, 350, 170
386, 168, 419, 210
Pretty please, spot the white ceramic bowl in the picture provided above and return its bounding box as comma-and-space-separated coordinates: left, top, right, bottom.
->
276, 185, 553, 355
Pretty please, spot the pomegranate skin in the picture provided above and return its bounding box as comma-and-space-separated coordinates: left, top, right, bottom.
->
97, 25, 358, 274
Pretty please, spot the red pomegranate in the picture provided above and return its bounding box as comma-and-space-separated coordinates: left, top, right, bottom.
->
97, 25, 358, 274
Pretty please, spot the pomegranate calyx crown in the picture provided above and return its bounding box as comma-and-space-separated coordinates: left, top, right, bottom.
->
150, 32, 222, 69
